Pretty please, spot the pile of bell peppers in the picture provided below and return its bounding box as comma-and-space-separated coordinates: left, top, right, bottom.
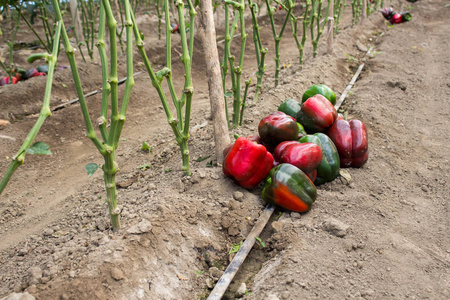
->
0, 64, 69, 87
222, 84, 369, 213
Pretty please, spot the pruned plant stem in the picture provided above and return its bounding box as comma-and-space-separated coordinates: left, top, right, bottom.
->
334, 0, 345, 35
249, 0, 267, 102
50, 0, 135, 231
131, 0, 195, 175
239, 78, 251, 126
0, 22, 62, 196
327, 0, 335, 55
265, 0, 292, 87
310, 0, 330, 58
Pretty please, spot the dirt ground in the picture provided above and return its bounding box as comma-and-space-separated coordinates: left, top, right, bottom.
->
0, 0, 449, 299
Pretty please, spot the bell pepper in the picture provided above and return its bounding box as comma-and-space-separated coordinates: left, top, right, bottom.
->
327, 119, 368, 168
222, 134, 262, 158
302, 84, 336, 105
299, 133, 340, 185
223, 137, 274, 189
261, 163, 317, 213
381, 7, 395, 20
26, 68, 39, 79
0, 76, 18, 86
258, 111, 299, 149
274, 141, 322, 175
278, 98, 301, 119
296, 94, 338, 133
37, 65, 49, 74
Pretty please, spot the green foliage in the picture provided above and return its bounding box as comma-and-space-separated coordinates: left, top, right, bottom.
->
85, 163, 100, 177
255, 236, 266, 248
26, 142, 52, 155
229, 241, 243, 254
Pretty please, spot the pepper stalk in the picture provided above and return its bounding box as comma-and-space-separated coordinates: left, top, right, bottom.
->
0, 22, 62, 196
310, 0, 330, 57
265, 0, 293, 87
290, 0, 311, 70
50, 0, 135, 231
248, 0, 267, 102
131, 0, 196, 175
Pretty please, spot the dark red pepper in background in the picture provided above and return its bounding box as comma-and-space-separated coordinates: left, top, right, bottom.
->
0, 76, 18, 86
223, 137, 274, 189
258, 111, 299, 149
296, 94, 338, 133
274, 141, 323, 175
327, 119, 368, 168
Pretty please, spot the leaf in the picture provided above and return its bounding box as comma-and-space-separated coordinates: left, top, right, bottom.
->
85, 163, 99, 177
229, 241, 243, 254
26, 142, 52, 155
195, 155, 211, 162
61, 83, 67, 88
339, 169, 352, 184
206, 160, 214, 168
141, 141, 151, 151
139, 164, 151, 171
164, 168, 172, 173
194, 270, 204, 278
255, 236, 266, 248
224, 92, 233, 98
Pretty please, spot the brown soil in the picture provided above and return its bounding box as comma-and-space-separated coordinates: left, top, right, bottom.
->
1, 1, 449, 299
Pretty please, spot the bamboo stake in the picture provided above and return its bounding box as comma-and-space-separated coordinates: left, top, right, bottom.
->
207, 205, 276, 300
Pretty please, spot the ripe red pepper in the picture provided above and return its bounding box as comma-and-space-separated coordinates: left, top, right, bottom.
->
296, 94, 337, 133
223, 137, 274, 189
222, 134, 262, 158
258, 111, 299, 149
0, 76, 18, 86
327, 119, 368, 168
261, 163, 317, 213
274, 141, 323, 175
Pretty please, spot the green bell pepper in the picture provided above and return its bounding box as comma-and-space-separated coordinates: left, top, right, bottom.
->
302, 84, 336, 105
278, 98, 301, 119
300, 133, 340, 185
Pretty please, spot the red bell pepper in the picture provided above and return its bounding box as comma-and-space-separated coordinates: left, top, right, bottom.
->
327, 119, 368, 168
274, 141, 323, 175
0, 76, 18, 86
258, 111, 299, 149
222, 135, 262, 158
296, 94, 337, 133
223, 137, 274, 189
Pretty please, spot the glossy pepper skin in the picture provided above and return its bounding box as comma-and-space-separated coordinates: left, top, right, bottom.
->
296, 94, 338, 133
222, 135, 262, 158
259, 111, 299, 148
223, 137, 274, 189
300, 133, 340, 185
274, 141, 323, 175
261, 163, 317, 213
327, 119, 368, 168
278, 98, 301, 119
302, 84, 336, 105
0, 76, 18, 86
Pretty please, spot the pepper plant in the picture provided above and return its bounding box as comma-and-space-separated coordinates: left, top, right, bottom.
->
77, 0, 100, 61
290, 0, 311, 70
334, 0, 345, 35
351, 0, 362, 26
248, 0, 267, 102
265, 0, 293, 87
131, 0, 196, 175
0, 22, 63, 196
0, 1, 21, 84
49, 0, 135, 231
310, 0, 330, 58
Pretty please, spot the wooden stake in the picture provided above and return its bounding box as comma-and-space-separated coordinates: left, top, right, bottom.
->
207, 205, 276, 300
198, 0, 231, 162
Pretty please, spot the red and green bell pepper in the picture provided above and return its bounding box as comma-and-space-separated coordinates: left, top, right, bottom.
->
296, 94, 338, 133
302, 84, 336, 105
223, 137, 274, 189
259, 111, 299, 148
300, 133, 340, 185
261, 163, 317, 212
327, 118, 368, 168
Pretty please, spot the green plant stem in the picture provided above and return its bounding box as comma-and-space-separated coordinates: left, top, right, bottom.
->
249, 0, 267, 102
265, 0, 292, 87
15, 5, 50, 52
156, 0, 162, 40
0, 22, 62, 196
311, 0, 329, 57
96, 4, 111, 143
221, 2, 231, 125
239, 78, 251, 126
